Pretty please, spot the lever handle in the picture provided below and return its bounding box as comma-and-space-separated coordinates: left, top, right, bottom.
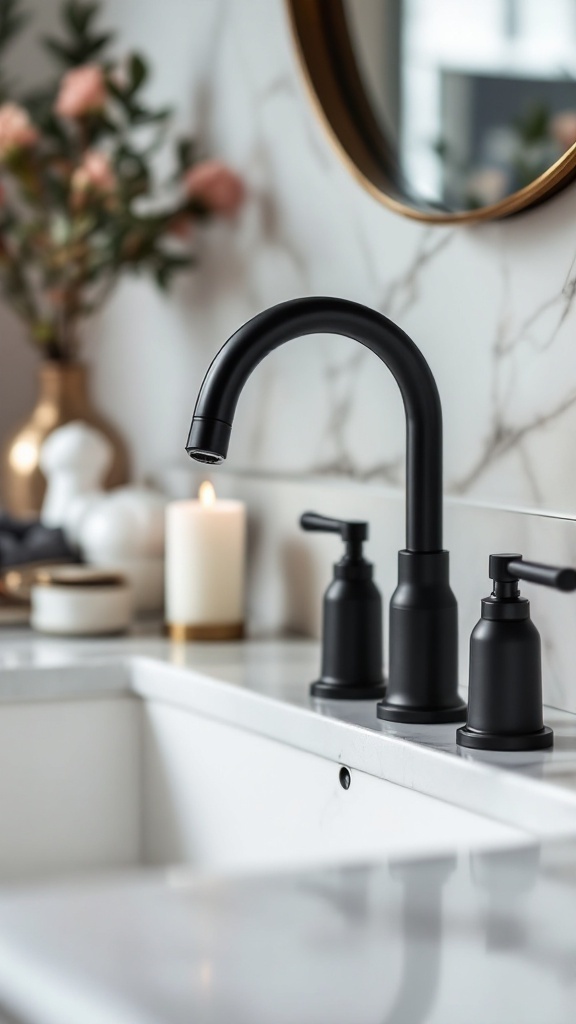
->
509, 559, 576, 592
300, 512, 368, 543
489, 553, 576, 592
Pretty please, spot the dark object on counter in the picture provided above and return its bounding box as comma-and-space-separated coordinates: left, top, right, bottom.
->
300, 512, 385, 700
0, 513, 37, 538
457, 554, 576, 752
186, 296, 465, 724
0, 515, 77, 568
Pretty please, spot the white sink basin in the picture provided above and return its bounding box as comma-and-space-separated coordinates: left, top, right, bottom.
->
1, 639, 576, 1024
0, 681, 528, 884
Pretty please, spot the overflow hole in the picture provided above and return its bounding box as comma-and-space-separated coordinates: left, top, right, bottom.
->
339, 766, 351, 790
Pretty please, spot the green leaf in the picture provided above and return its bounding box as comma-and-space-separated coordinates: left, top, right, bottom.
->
105, 78, 125, 101
154, 264, 170, 290
129, 106, 170, 125
0, 0, 28, 54
43, 16, 114, 67
114, 146, 150, 199
176, 136, 195, 172
153, 251, 194, 289
64, 1, 99, 35
42, 172, 70, 206
63, 1, 82, 33
43, 35, 78, 65
80, 30, 114, 58
128, 53, 148, 93
24, 93, 69, 142
92, 111, 117, 134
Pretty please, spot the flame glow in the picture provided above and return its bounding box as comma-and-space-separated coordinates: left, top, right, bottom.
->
199, 480, 216, 507
9, 439, 38, 473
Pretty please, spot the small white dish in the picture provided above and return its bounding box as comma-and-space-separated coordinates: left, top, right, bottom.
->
31, 566, 133, 636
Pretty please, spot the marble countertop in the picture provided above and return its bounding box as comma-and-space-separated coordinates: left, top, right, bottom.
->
1, 626, 576, 1023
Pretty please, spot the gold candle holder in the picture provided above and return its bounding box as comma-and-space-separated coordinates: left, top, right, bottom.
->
165, 622, 244, 642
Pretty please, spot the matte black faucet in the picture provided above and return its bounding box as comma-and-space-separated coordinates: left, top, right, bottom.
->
186, 297, 465, 724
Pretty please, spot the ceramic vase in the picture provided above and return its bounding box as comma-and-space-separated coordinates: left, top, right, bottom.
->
2, 361, 129, 517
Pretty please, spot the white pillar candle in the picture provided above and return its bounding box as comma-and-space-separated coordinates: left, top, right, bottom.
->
165, 481, 246, 641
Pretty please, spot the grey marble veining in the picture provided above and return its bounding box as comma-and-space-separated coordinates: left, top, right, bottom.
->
2, 1, 572, 512
152, 0, 576, 517
61, 0, 576, 519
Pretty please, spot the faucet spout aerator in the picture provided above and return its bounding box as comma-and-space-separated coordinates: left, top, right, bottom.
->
188, 451, 224, 465
186, 416, 231, 464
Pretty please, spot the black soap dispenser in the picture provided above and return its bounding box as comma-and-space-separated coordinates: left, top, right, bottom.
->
457, 553, 576, 752
300, 512, 385, 700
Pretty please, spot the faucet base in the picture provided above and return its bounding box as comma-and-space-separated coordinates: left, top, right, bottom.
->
456, 724, 553, 751
311, 680, 386, 701
376, 550, 464, 725
376, 699, 467, 724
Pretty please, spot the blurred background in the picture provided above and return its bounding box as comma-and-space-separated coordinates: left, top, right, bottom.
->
2, 0, 576, 513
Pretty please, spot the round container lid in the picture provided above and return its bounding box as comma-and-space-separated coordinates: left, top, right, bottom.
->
35, 566, 127, 588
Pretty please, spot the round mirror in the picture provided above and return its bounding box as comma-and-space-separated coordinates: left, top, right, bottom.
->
287, 0, 576, 222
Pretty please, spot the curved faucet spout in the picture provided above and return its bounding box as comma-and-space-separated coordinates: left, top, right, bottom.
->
187, 296, 443, 553
187, 296, 465, 724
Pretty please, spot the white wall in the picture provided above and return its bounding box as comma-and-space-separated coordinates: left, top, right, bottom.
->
2, 0, 576, 515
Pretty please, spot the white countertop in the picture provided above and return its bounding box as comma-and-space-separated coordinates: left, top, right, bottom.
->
1, 626, 576, 1023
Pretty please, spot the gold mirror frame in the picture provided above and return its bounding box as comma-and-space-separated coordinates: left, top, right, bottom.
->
286, 0, 576, 224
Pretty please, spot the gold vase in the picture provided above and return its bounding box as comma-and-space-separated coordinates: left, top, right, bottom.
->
2, 361, 129, 517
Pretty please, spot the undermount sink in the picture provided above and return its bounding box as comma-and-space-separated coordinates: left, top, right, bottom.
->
0, 665, 530, 885
2, 641, 576, 1024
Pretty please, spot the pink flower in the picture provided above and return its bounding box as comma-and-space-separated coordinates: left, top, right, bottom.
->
72, 151, 116, 194
55, 64, 107, 119
551, 111, 576, 153
184, 160, 245, 215
0, 103, 38, 160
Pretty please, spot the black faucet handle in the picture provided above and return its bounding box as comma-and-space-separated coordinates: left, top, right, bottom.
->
490, 553, 576, 592
300, 512, 368, 544
301, 511, 384, 700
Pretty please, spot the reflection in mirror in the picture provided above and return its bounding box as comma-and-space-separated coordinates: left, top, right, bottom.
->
341, 0, 576, 214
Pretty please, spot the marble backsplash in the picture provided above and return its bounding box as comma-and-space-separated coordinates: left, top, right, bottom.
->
3, 0, 574, 517
140, 0, 576, 717
0, 0, 542, 519
83, 0, 576, 713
